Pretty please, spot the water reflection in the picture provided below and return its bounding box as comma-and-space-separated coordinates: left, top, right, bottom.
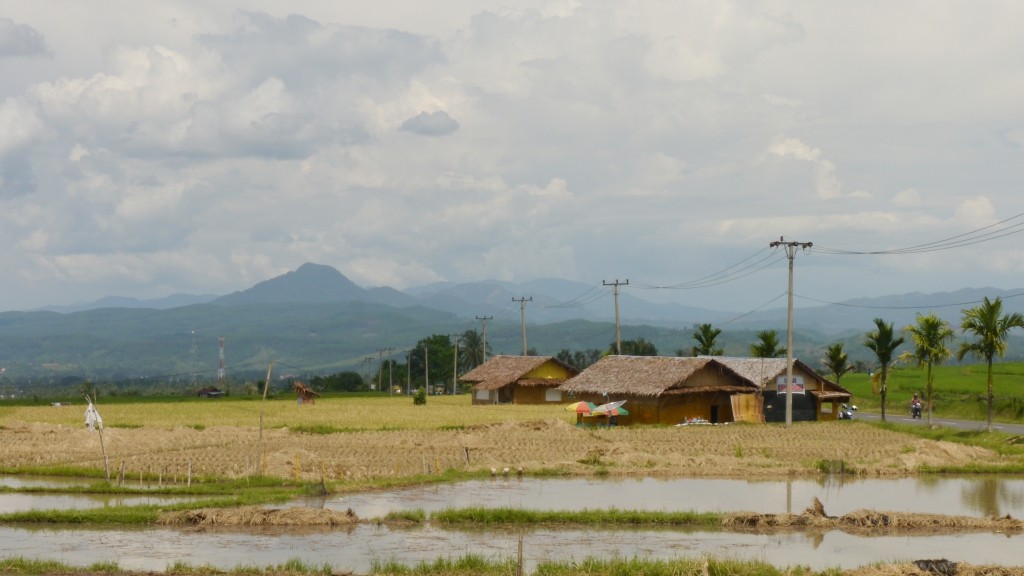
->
320, 476, 1024, 519
0, 523, 1019, 572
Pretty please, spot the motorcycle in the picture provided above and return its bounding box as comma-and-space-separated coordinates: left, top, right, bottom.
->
910, 401, 922, 419
838, 403, 858, 420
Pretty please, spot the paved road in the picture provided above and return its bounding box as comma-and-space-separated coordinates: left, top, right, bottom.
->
854, 409, 1024, 435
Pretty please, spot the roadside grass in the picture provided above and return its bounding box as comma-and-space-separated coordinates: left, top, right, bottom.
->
840, 362, 1024, 421
871, 421, 1024, 472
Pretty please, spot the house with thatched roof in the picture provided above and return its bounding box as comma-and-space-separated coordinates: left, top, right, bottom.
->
708, 357, 852, 422
557, 355, 762, 425
461, 355, 580, 405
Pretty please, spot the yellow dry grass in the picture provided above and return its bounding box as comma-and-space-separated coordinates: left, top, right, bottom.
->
0, 396, 1014, 481
156, 506, 357, 526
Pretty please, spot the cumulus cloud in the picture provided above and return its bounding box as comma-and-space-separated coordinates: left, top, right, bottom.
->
767, 137, 870, 200
893, 188, 922, 207
399, 110, 460, 136
954, 196, 996, 227
0, 18, 51, 58
1, 3, 1023, 311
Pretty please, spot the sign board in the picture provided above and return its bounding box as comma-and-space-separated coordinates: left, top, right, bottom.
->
775, 375, 805, 395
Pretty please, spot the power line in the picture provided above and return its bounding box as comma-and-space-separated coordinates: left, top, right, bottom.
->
794, 290, 1024, 310
815, 210, 1024, 255
634, 247, 785, 290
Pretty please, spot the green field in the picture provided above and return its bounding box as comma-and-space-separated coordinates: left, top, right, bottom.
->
837, 361, 1024, 421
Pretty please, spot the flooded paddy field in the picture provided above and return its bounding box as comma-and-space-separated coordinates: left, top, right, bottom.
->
2, 475, 1023, 572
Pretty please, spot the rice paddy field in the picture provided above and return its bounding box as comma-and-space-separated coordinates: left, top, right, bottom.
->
1, 394, 1019, 482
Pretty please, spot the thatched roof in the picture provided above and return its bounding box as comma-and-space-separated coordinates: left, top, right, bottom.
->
460, 355, 578, 391
557, 355, 759, 398
703, 357, 851, 396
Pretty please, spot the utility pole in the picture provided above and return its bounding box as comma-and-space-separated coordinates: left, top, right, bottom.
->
769, 236, 813, 428
406, 352, 411, 395
512, 297, 533, 355
424, 346, 429, 393
603, 279, 629, 354
476, 315, 493, 363
363, 356, 373, 388
376, 348, 393, 394
451, 335, 459, 395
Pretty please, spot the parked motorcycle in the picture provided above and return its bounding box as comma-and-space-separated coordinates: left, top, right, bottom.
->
839, 403, 858, 420
910, 401, 922, 419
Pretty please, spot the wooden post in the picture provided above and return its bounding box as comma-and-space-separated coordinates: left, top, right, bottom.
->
187, 460, 192, 487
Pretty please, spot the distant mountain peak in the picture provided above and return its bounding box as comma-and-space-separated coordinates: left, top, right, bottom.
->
213, 263, 366, 305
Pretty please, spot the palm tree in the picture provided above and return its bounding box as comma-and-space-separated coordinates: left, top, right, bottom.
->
750, 329, 786, 358
458, 329, 488, 372
903, 313, 955, 425
958, 297, 1024, 432
690, 323, 724, 356
863, 318, 904, 422
822, 343, 854, 386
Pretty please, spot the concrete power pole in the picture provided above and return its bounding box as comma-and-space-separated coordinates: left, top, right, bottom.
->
603, 279, 629, 354
512, 297, 532, 355
769, 236, 813, 428
475, 315, 493, 363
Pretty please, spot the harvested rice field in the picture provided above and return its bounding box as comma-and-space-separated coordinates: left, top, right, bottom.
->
0, 395, 1015, 481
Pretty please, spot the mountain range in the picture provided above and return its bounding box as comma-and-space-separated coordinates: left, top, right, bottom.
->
3, 262, 1023, 384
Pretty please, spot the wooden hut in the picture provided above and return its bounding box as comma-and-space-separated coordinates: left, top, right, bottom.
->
708, 357, 852, 422
556, 355, 760, 425
461, 355, 580, 405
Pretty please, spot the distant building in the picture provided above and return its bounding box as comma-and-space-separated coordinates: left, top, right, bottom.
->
196, 386, 224, 398
461, 355, 580, 405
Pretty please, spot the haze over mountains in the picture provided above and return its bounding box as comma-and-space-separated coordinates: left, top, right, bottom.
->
3, 262, 1022, 383
40, 262, 1024, 333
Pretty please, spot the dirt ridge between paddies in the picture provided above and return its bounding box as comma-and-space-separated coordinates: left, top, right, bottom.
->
723, 497, 1024, 535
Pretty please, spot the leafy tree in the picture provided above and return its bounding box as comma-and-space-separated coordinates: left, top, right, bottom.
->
958, 297, 1024, 431
864, 318, 904, 422
902, 313, 955, 425
688, 323, 724, 357
611, 338, 658, 356
821, 343, 854, 385
750, 330, 786, 358
555, 348, 603, 370
409, 335, 456, 393
310, 371, 366, 392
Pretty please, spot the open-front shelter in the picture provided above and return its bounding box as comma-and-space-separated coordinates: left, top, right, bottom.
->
557, 355, 762, 425
461, 355, 580, 405
708, 357, 852, 422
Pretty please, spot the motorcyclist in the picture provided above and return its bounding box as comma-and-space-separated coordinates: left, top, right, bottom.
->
910, 393, 922, 418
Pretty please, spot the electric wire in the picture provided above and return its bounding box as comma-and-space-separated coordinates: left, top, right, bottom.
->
815, 210, 1024, 255
794, 290, 1024, 311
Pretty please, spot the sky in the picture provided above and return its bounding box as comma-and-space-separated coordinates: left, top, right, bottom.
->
1, 0, 1023, 314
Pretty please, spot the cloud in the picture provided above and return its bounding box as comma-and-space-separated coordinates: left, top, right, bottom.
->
0, 18, 51, 58
893, 188, 922, 207
767, 137, 870, 200
399, 110, 460, 136
954, 196, 996, 227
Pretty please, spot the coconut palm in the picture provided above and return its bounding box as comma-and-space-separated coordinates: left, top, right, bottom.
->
458, 329, 488, 372
822, 343, 854, 386
690, 323, 724, 356
750, 329, 786, 358
903, 313, 955, 425
863, 318, 904, 422
958, 297, 1024, 432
